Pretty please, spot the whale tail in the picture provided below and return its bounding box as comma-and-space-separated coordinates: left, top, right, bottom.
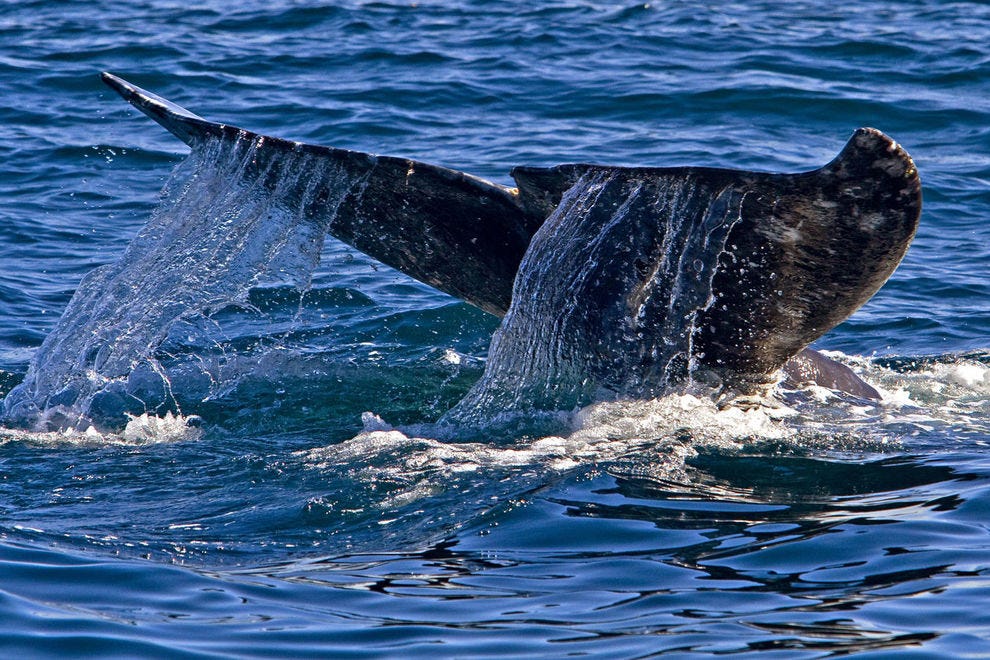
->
101, 73, 920, 401
101, 72, 539, 316
498, 130, 920, 395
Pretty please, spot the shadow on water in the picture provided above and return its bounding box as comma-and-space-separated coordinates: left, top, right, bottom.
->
88, 451, 973, 657
468, 452, 980, 655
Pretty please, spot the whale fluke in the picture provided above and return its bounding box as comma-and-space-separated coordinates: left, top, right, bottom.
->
101, 73, 920, 411
102, 72, 536, 317
443, 135, 919, 421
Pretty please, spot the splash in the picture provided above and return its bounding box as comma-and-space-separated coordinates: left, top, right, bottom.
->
773, 350, 990, 452
305, 349, 990, 515
300, 347, 990, 515
3, 136, 369, 430
442, 169, 742, 429
0, 411, 203, 446
299, 391, 798, 515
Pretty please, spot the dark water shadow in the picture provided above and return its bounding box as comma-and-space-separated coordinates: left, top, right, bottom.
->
512, 452, 987, 655
242, 452, 983, 656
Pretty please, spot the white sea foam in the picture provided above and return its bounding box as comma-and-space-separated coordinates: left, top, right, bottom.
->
779, 350, 990, 449
0, 412, 204, 446
121, 411, 204, 444
304, 351, 990, 504
938, 361, 990, 391
301, 392, 799, 507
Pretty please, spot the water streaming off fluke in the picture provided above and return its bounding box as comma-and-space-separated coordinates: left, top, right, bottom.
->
3, 136, 366, 430
442, 169, 742, 430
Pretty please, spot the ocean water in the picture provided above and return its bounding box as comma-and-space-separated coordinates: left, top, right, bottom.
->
1, 0, 989, 656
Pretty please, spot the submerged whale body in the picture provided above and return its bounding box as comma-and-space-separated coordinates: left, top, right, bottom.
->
0, 73, 922, 430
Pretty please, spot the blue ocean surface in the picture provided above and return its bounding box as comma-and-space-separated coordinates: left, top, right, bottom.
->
1, 0, 989, 657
